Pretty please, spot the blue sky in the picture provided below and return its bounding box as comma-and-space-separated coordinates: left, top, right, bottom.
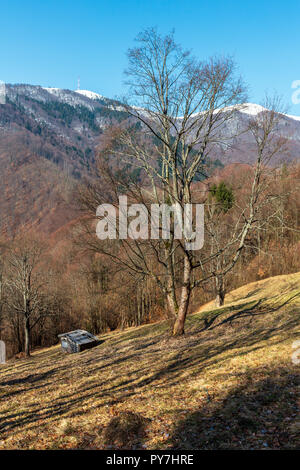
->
1, 0, 300, 115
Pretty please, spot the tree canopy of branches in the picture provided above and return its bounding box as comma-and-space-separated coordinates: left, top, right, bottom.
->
4, 236, 56, 356
80, 28, 286, 336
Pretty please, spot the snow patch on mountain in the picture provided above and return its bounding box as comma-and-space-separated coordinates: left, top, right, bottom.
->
188, 102, 300, 123
187, 103, 266, 119
239, 103, 268, 115
43, 87, 61, 94
42, 87, 95, 110
75, 89, 104, 100
223, 102, 300, 122
285, 112, 300, 122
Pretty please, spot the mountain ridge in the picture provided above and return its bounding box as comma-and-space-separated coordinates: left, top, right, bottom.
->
1, 83, 300, 236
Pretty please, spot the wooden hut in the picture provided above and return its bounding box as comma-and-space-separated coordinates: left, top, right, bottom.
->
58, 330, 99, 353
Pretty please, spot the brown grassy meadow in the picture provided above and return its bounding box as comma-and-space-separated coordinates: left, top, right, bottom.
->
0, 272, 299, 449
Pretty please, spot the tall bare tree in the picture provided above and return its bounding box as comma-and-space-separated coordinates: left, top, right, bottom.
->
204, 95, 287, 305
0, 244, 5, 339
80, 29, 285, 335
4, 236, 53, 356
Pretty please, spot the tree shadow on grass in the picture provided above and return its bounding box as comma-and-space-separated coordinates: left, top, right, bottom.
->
0, 293, 299, 442
170, 368, 299, 450
1, 312, 297, 437
197, 292, 300, 333
1, 368, 59, 387
200, 299, 262, 331
102, 411, 150, 449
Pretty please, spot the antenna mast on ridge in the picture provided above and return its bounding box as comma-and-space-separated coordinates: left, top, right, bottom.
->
77, 77, 80, 90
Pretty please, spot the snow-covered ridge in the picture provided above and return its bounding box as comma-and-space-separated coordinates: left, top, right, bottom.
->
43, 87, 104, 101
285, 112, 300, 122
240, 103, 300, 121
11, 85, 300, 123
239, 103, 268, 115
189, 102, 300, 122
74, 89, 104, 100
220, 102, 300, 123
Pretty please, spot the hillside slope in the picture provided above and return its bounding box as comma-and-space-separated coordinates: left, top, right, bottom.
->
1, 84, 300, 236
0, 272, 299, 450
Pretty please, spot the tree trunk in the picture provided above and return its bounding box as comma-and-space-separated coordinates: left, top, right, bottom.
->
215, 291, 225, 307
167, 291, 178, 319
172, 256, 191, 336
215, 276, 225, 307
24, 316, 30, 357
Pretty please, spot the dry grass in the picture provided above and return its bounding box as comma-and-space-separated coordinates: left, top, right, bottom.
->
0, 272, 299, 450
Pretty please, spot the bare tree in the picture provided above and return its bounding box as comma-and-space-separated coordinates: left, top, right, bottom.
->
79, 29, 285, 335
0, 244, 5, 339
204, 180, 236, 307
204, 97, 287, 306
4, 236, 53, 356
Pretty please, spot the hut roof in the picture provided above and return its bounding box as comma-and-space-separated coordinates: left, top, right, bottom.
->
58, 329, 98, 345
